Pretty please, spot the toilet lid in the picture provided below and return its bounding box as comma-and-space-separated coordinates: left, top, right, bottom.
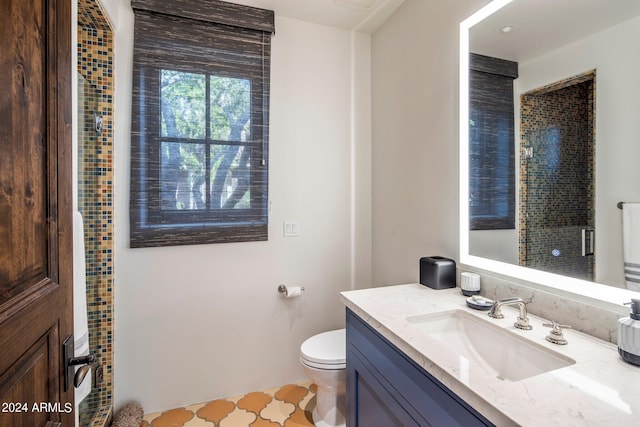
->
300, 329, 346, 369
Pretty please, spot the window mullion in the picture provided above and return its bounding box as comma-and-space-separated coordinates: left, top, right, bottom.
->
205, 74, 212, 212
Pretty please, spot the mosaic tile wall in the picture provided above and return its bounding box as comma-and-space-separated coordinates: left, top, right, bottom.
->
519, 72, 595, 281
77, 0, 114, 426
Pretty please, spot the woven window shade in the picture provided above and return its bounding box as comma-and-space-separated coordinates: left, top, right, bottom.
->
130, 0, 274, 248
469, 53, 518, 231
131, 0, 274, 33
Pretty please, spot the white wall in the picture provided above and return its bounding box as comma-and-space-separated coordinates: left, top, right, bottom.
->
371, 0, 490, 286
108, 1, 373, 413
352, 31, 373, 292
515, 16, 640, 288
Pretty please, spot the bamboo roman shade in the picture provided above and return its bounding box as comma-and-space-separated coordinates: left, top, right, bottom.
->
130, 0, 274, 248
469, 53, 518, 231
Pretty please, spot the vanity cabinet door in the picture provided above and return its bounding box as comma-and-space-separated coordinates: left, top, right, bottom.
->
346, 309, 494, 427
348, 348, 421, 426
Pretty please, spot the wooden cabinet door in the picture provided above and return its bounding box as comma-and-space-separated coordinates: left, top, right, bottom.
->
0, 0, 73, 426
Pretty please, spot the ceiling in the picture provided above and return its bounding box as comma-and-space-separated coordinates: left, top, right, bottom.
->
220, 0, 405, 33
470, 0, 640, 63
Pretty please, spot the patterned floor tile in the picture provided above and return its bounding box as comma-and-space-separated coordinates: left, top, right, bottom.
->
149, 407, 195, 427
196, 399, 235, 424
237, 391, 273, 414
274, 384, 309, 406
218, 408, 257, 426
298, 392, 315, 412
184, 416, 221, 426
249, 416, 282, 427
143, 382, 316, 427
284, 408, 314, 427
185, 402, 207, 413
260, 399, 296, 424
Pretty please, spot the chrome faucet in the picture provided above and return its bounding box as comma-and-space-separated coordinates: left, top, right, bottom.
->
488, 297, 532, 330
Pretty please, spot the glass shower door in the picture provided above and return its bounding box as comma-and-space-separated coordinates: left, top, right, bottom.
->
523, 127, 594, 281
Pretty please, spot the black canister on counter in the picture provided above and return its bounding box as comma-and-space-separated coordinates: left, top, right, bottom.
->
419, 256, 456, 290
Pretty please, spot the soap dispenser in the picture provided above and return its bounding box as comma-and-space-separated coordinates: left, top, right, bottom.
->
618, 299, 640, 366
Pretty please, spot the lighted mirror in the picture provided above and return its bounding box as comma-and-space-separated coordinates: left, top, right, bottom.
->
459, 0, 640, 304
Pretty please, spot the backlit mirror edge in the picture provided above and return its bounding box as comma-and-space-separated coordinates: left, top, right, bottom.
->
458, 0, 638, 312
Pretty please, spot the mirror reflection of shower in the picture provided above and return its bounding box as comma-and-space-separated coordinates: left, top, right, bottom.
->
519, 72, 596, 281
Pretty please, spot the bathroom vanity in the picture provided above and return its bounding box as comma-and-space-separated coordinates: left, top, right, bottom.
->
346, 309, 492, 426
342, 284, 640, 426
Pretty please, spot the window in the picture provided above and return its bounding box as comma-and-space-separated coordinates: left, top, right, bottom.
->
130, 0, 274, 248
469, 53, 517, 231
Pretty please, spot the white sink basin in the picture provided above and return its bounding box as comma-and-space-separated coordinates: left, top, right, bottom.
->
406, 309, 575, 382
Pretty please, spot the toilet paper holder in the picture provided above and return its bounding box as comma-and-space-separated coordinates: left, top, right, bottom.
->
278, 284, 305, 294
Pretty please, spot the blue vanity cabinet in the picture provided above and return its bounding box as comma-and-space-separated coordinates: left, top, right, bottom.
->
346, 309, 494, 427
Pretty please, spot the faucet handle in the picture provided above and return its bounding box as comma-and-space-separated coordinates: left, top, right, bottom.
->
543, 321, 571, 345
487, 297, 522, 319
542, 321, 572, 331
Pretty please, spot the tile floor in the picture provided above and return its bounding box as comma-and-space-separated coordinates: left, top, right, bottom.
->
141, 382, 317, 427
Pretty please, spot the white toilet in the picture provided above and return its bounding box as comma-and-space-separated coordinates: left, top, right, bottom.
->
300, 329, 346, 427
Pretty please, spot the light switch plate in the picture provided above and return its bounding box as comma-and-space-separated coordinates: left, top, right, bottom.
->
283, 220, 300, 237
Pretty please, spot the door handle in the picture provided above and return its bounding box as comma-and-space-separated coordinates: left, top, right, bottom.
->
63, 335, 95, 391
581, 228, 595, 256
70, 356, 94, 388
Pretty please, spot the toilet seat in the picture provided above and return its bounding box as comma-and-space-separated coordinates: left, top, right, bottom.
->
300, 329, 346, 370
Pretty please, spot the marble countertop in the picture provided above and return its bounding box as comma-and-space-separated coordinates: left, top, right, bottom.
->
341, 284, 640, 427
